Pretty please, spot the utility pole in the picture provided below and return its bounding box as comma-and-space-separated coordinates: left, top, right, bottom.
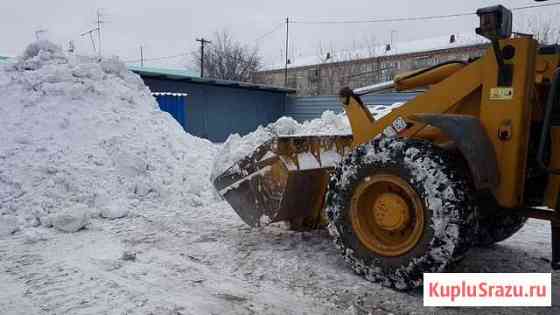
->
284, 17, 289, 87
68, 40, 75, 53
140, 45, 144, 67
196, 38, 211, 78
390, 30, 397, 48
80, 28, 97, 53
80, 9, 104, 56
96, 9, 104, 56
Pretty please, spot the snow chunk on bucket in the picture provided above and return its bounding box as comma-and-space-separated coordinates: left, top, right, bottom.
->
211, 104, 406, 181
210, 111, 351, 180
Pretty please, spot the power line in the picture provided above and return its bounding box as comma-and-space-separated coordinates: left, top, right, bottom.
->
291, 1, 560, 25
121, 21, 282, 65
124, 50, 259, 66
119, 22, 283, 65
80, 28, 98, 53
512, 1, 560, 11
124, 2, 560, 67
124, 53, 187, 63
292, 12, 473, 25
255, 22, 284, 42
123, 26, 278, 63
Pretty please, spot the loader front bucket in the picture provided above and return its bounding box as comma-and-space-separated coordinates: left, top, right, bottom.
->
213, 135, 353, 227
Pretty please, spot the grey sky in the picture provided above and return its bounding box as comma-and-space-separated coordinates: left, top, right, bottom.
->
0, 0, 557, 71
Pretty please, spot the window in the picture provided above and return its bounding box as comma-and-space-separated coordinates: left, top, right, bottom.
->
307, 68, 320, 83
414, 56, 435, 69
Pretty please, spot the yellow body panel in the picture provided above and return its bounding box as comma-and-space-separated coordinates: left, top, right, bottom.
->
479, 38, 536, 207
344, 37, 541, 208
546, 127, 560, 209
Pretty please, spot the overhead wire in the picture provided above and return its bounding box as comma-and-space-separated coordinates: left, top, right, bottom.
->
123, 1, 560, 65
290, 1, 560, 25
124, 53, 187, 64
124, 20, 283, 64
254, 22, 284, 42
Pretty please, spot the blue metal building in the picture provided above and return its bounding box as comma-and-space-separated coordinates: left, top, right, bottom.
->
130, 66, 295, 142
129, 66, 418, 142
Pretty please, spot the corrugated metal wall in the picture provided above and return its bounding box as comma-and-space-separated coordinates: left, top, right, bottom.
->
143, 73, 419, 142
285, 92, 418, 122
153, 94, 187, 132
142, 77, 287, 142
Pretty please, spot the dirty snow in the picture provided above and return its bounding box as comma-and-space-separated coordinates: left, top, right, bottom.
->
0, 42, 558, 314
211, 104, 403, 180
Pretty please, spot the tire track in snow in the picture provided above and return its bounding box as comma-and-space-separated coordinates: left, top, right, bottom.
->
1, 203, 558, 314
0, 213, 340, 315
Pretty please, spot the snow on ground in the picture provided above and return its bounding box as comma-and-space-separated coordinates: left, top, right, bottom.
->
0, 42, 558, 314
1, 204, 558, 314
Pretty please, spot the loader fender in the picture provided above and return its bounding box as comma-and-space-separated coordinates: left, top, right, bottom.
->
409, 114, 499, 190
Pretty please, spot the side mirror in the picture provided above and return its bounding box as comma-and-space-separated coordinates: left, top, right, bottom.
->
476, 5, 512, 41
475, 5, 514, 86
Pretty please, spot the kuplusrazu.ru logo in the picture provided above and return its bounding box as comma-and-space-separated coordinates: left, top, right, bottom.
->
424, 273, 551, 307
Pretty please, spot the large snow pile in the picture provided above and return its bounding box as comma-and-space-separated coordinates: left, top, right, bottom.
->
211, 102, 405, 180
0, 41, 217, 234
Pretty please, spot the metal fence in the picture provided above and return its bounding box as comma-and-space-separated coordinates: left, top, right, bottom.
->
152, 90, 419, 141
153, 93, 188, 131
145, 78, 287, 142
285, 92, 418, 122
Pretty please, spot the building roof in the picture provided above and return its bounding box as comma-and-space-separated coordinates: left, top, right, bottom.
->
264, 33, 488, 71
151, 92, 189, 97
130, 65, 296, 93
127, 65, 200, 79
0, 56, 13, 64
0, 56, 292, 93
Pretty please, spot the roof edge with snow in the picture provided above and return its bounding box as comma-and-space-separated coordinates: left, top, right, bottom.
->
130, 66, 296, 93
262, 33, 489, 72
0, 55, 14, 64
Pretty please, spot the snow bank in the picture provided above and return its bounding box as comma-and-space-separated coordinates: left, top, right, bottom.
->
0, 41, 218, 234
211, 103, 405, 180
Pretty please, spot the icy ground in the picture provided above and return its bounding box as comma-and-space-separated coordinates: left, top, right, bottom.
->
0, 42, 558, 314
0, 205, 558, 314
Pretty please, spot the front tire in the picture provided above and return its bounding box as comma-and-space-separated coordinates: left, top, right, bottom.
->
326, 138, 477, 290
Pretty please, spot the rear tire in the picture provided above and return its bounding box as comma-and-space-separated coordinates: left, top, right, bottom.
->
326, 138, 477, 290
475, 205, 527, 246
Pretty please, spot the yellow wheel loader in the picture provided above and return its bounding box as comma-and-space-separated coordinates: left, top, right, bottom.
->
213, 5, 560, 290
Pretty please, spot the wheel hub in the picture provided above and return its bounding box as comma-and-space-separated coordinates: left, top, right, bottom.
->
350, 174, 425, 257
372, 193, 411, 231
